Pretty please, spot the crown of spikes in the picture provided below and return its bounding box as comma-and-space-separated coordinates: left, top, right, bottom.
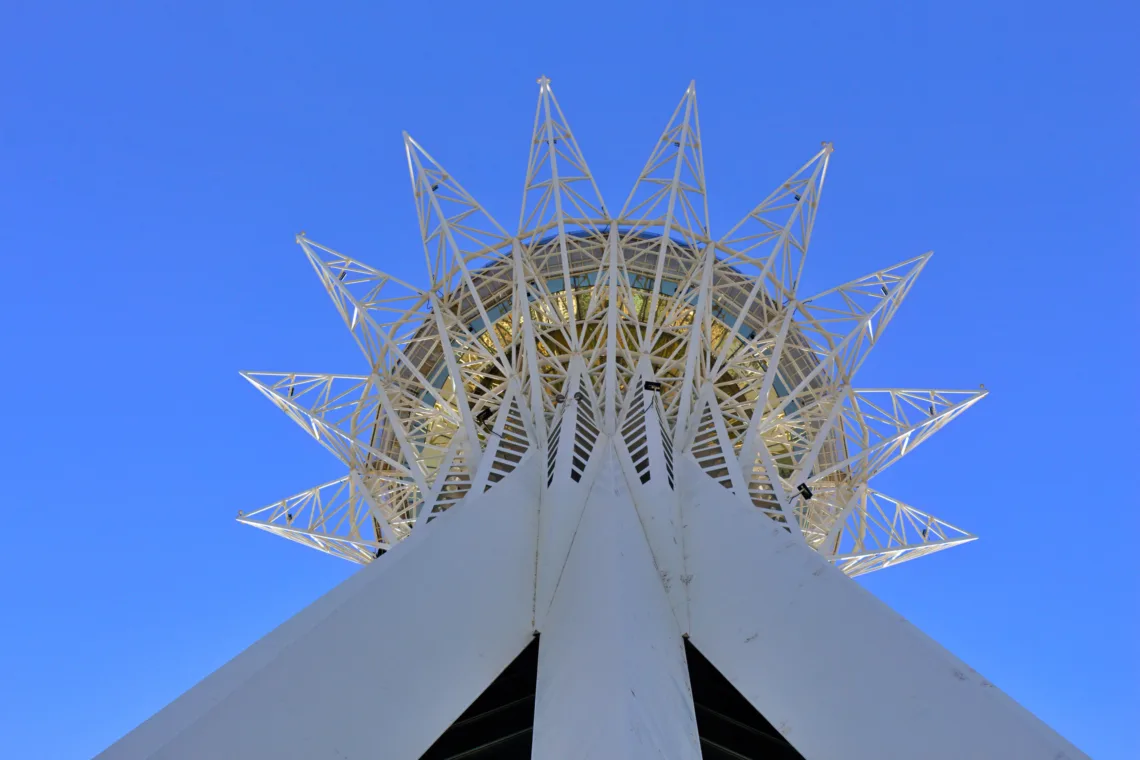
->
239, 78, 985, 577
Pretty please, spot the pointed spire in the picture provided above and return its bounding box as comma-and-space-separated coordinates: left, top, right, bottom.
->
822, 489, 977, 577
299, 236, 513, 452
405, 133, 512, 282
729, 255, 934, 493
298, 236, 440, 381
808, 387, 988, 484
619, 81, 709, 247
718, 143, 833, 301
618, 82, 711, 353
404, 135, 517, 368
237, 475, 397, 564
797, 252, 931, 376
240, 371, 448, 498
766, 253, 932, 428
704, 146, 832, 383
519, 75, 608, 235
517, 77, 611, 352
240, 372, 404, 473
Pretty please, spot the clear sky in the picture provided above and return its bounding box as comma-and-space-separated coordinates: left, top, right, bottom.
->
1, 2, 1136, 758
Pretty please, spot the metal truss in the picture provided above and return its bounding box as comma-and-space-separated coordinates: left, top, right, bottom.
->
820, 489, 977, 577
237, 475, 393, 563
241, 77, 986, 577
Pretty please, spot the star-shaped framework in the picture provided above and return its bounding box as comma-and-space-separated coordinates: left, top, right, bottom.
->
239, 78, 985, 577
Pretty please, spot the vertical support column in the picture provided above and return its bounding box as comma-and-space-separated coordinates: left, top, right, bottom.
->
673, 242, 716, 448
614, 370, 689, 631
513, 239, 548, 446
603, 225, 621, 434
534, 360, 605, 630
532, 444, 701, 760
431, 295, 484, 471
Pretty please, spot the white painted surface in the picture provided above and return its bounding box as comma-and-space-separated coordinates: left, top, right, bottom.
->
532, 444, 701, 760
614, 431, 690, 634
534, 461, 601, 630
533, 368, 604, 631
98, 454, 542, 760
680, 455, 1090, 760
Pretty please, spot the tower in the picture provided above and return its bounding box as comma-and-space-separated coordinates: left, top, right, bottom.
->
98, 79, 1088, 760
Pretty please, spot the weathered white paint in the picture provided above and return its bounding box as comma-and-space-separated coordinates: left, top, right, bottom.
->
680, 455, 1090, 760
532, 444, 701, 760
98, 454, 541, 760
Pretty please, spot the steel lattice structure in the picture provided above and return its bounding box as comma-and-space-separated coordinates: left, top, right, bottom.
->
100, 78, 1092, 760
239, 78, 983, 578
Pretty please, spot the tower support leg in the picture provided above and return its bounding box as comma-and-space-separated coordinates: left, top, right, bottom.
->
532, 444, 701, 760
680, 455, 1089, 760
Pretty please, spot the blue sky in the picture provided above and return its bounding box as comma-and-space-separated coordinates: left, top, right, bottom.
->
1, 2, 1136, 758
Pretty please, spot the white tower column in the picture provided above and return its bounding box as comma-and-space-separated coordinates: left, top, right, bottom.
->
532, 442, 701, 760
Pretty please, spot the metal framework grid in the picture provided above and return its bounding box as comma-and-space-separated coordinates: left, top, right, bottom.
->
239, 77, 984, 578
